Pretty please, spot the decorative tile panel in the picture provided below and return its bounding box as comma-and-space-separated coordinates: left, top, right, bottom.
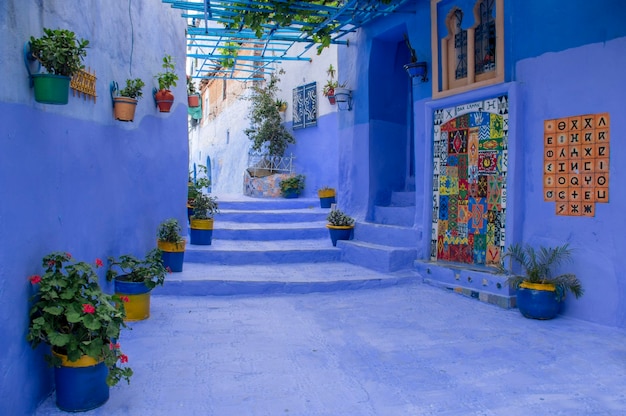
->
431, 94, 508, 265
543, 112, 609, 216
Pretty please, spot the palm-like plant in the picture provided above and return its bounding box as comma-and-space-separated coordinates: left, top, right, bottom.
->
499, 243, 583, 300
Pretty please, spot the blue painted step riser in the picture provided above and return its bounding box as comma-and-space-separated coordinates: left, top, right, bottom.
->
218, 199, 321, 211
390, 192, 416, 207
217, 211, 328, 223
211, 228, 329, 240
339, 242, 417, 272
354, 223, 419, 247
184, 250, 340, 264
155, 276, 415, 296
373, 206, 415, 227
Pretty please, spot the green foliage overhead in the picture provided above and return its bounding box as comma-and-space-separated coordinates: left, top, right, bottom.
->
245, 70, 295, 157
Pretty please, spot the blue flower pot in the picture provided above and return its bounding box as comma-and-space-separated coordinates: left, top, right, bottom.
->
54, 355, 109, 412
516, 284, 562, 320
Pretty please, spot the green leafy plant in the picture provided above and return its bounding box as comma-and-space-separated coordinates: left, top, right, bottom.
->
157, 218, 184, 244
323, 64, 338, 97
245, 69, 295, 157
499, 243, 584, 300
191, 194, 220, 220
326, 209, 355, 227
119, 78, 145, 99
26, 252, 133, 386
187, 75, 198, 95
156, 54, 179, 91
188, 165, 211, 205
106, 248, 168, 289
275, 99, 287, 111
280, 174, 305, 196
29, 28, 89, 77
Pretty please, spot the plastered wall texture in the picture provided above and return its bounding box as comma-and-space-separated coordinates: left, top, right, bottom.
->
0, 1, 187, 414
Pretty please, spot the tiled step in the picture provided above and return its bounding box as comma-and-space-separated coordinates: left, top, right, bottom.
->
154, 262, 420, 296
183, 238, 340, 264
338, 239, 417, 272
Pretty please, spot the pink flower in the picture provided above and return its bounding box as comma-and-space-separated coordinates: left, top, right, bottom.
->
109, 342, 121, 350
119, 354, 129, 364
47, 260, 56, 267
166, 266, 172, 274
82, 304, 96, 314
120, 296, 130, 303
29, 275, 42, 284
95, 258, 104, 268
66, 252, 72, 259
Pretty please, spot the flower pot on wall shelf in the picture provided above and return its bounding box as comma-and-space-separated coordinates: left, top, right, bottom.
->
403, 61, 428, 82
112, 96, 138, 121
154, 89, 174, 112
32, 74, 71, 104
188, 94, 200, 107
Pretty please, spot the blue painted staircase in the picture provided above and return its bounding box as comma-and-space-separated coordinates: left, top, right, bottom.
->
155, 194, 420, 296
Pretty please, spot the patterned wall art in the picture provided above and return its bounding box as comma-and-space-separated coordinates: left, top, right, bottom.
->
292, 82, 317, 129
543, 113, 609, 216
431, 95, 509, 266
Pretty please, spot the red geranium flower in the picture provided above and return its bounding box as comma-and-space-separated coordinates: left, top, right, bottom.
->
82, 304, 96, 314
119, 354, 129, 364
109, 342, 121, 350
47, 260, 56, 267
166, 266, 172, 273
66, 252, 72, 259
95, 258, 104, 268
120, 296, 130, 303
29, 275, 42, 284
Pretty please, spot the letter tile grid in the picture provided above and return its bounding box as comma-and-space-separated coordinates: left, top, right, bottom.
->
543, 113, 609, 216
431, 95, 508, 266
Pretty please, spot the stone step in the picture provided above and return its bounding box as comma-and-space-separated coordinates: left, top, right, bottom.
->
390, 191, 416, 207
183, 238, 340, 264
154, 262, 419, 296
372, 205, 414, 226
354, 222, 419, 247
338, 239, 417, 272
207, 220, 329, 240
216, 208, 328, 223
216, 196, 321, 211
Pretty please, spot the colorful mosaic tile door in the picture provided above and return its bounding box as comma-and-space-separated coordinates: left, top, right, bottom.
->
431, 95, 508, 265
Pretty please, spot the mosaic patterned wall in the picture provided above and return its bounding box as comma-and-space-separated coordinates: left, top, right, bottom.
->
431, 95, 509, 265
543, 113, 610, 216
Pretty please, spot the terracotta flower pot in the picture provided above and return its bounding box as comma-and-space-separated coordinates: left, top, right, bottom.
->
113, 96, 138, 121
155, 89, 174, 112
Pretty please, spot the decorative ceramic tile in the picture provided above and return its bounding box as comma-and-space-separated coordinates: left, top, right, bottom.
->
543, 112, 610, 216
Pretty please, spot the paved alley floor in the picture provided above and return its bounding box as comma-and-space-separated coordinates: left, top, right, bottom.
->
35, 279, 626, 416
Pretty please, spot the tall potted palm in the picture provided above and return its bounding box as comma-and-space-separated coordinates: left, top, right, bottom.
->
28, 28, 89, 104
500, 243, 584, 319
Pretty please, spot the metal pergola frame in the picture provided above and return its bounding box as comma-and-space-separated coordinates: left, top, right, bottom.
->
162, 0, 413, 81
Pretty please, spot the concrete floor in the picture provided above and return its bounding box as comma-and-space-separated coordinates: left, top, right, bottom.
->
35, 263, 626, 416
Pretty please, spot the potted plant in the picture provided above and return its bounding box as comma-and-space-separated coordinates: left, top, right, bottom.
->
106, 248, 168, 321
187, 75, 200, 107
317, 186, 336, 208
326, 208, 355, 246
154, 54, 179, 112
187, 165, 211, 221
499, 243, 584, 320
190, 194, 220, 245
28, 28, 89, 105
322, 64, 338, 104
280, 174, 305, 198
27, 252, 133, 412
157, 218, 186, 272
112, 78, 145, 122
403, 33, 428, 81
275, 99, 287, 112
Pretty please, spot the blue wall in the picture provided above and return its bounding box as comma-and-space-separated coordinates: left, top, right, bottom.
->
343, 0, 626, 327
0, 1, 187, 414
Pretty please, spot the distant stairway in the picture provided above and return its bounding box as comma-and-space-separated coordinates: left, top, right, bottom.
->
339, 190, 418, 272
